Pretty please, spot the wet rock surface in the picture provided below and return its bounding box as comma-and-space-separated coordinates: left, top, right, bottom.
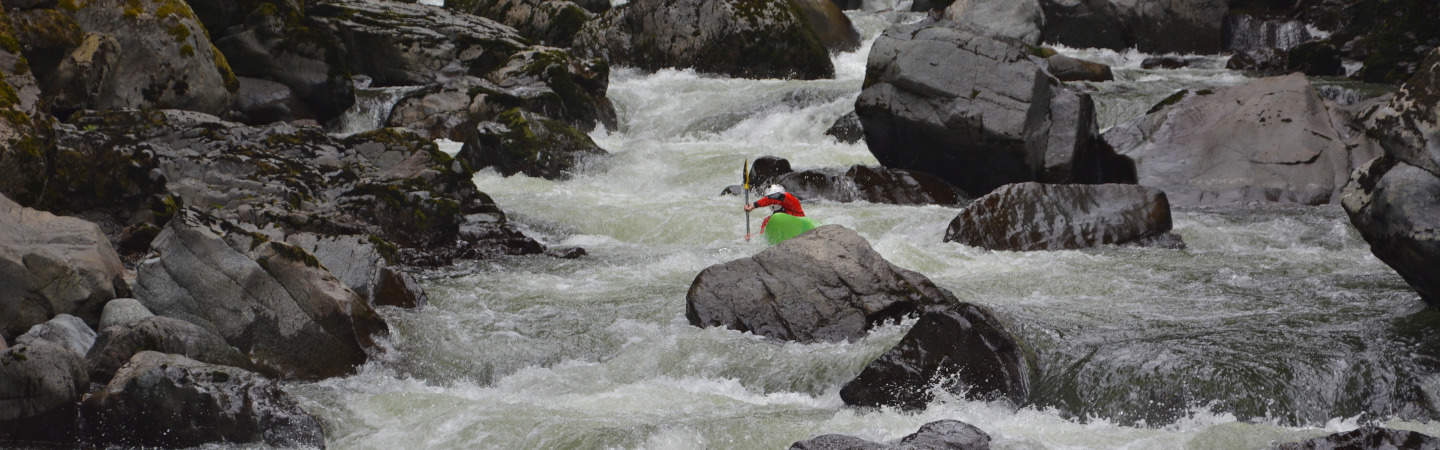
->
791, 420, 992, 450
457, 108, 608, 180
85, 316, 253, 384
944, 182, 1177, 251
1275, 426, 1440, 450
0, 340, 88, 444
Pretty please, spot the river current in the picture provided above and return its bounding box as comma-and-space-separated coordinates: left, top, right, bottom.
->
289, 7, 1440, 449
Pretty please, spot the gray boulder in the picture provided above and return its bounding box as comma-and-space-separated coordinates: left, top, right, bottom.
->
1038, 0, 1229, 54
1363, 48, 1440, 177
98, 298, 154, 330
135, 210, 388, 380
15, 314, 96, 357
85, 316, 253, 384
943, 0, 1044, 45
458, 109, 608, 180
0, 341, 88, 444
307, 0, 527, 86
1275, 426, 1440, 450
0, 193, 127, 339
574, 0, 835, 80
1104, 74, 1380, 206
82, 351, 325, 448
686, 225, 959, 342
857, 19, 1132, 197
285, 233, 428, 309
201, 0, 354, 121
0, 8, 52, 211
944, 182, 1177, 251
446, 0, 596, 47
233, 77, 311, 125
1046, 54, 1114, 82
792, 420, 992, 450
840, 304, 1029, 409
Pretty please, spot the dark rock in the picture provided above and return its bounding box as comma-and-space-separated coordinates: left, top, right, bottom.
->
203, 0, 354, 121
1274, 426, 1440, 450
0, 7, 53, 207
792, 0, 862, 52
1283, 0, 1440, 84
15, 314, 95, 357
791, 420, 992, 450
825, 111, 864, 144
1284, 41, 1343, 77
1225, 47, 1285, 73
571, 0, 609, 13
82, 351, 325, 448
1038, 0, 1229, 54
573, 0, 835, 80
307, 0, 528, 86
1046, 54, 1114, 82
721, 184, 746, 196
545, 246, 587, 259
857, 19, 1131, 197
457, 109, 608, 180
0, 341, 88, 444
85, 316, 253, 384
1141, 56, 1191, 69
943, 0, 1044, 45
911, 0, 956, 11
829, 0, 862, 10
1342, 157, 1440, 306
284, 233, 428, 309
135, 209, 388, 380
1362, 47, 1440, 177
1, 193, 127, 340
944, 182, 1176, 251
840, 304, 1028, 409
775, 165, 970, 206
447, 0, 597, 47
1104, 74, 1380, 206
686, 225, 959, 342
233, 76, 312, 124
750, 156, 796, 189
98, 298, 153, 330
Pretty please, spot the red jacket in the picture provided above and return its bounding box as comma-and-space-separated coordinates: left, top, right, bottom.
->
754, 192, 805, 217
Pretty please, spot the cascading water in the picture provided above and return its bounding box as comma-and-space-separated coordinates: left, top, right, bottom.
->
295, 8, 1440, 449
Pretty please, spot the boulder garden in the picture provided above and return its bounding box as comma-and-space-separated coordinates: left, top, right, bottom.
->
686, 225, 960, 342
944, 182, 1179, 251
1, 193, 127, 340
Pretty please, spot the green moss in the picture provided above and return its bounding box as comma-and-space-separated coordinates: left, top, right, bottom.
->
265, 241, 322, 268
1147, 89, 1190, 114
124, 0, 144, 19
0, 72, 19, 112
210, 44, 239, 92
58, 0, 81, 11
0, 33, 19, 55
154, 0, 192, 20
179, 44, 194, 57
367, 235, 400, 264
167, 23, 191, 42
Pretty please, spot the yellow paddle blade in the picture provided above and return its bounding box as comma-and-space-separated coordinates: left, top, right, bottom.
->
743, 158, 749, 189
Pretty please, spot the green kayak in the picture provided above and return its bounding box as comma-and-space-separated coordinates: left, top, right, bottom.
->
764, 213, 818, 245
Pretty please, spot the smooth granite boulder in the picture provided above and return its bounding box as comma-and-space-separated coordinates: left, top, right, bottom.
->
944, 183, 1178, 251
0, 193, 127, 339
85, 316, 254, 384
15, 313, 96, 357
98, 298, 153, 331
943, 0, 1043, 45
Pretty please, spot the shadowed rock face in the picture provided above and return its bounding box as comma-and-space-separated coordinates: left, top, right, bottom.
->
790, 420, 992, 450
0, 340, 89, 444
1105, 74, 1380, 207
1, 193, 127, 340
840, 304, 1029, 409
944, 182, 1176, 251
686, 225, 959, 343
1038, 0, 1229, 54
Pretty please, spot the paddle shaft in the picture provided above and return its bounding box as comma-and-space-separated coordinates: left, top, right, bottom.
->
743, 159, 751, 237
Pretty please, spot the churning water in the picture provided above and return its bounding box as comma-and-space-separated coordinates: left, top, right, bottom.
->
289, 9, 1440, 449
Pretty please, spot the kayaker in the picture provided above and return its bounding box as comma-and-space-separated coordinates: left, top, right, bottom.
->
743, 184, 805, 241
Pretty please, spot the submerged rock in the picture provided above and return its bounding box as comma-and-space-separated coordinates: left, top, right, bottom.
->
1104, 74, 1380, 206
944, 183, 1177, 251
85, 316, 253, 384
1274, 426, 1440, 450
1046, 54, 1114, 82
1, 193, 127, 339
83, 351, 325, 448
686, 225, 959, 342
791, 420, 992, 450
0, 341, 88, 444
840, 304, 1029, 409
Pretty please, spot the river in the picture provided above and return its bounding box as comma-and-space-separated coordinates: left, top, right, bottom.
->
289, 7, 1440, 449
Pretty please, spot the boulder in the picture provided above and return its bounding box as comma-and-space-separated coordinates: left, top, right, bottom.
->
457, 108, 608, 180
573, 0, 835, 80
825, 111, 863, 144
1141, 56, 1192, 69
943, 0, 1044, 45
0, 341, 88, 444
1038, 0, 1229, 54
446, 0, 596, 47
840, 304, 1029, 409
0, 7, 52, 207
135, 209, 388, 380
791, 420, 992, 450
1363, 48, 1440, 177
307, 0, 528, 86
1274, 426, 1440, 450
15, 313, 95, 357
686, 225, 959, 342
792, 0, 861, 52
1046, 54, 1114, 82
0, 193, 127, 340
85, 316, 253, 384
774, 165, 969, 206
1103, 74, 1380, 206
1253, 0, 1440, 84
233, 76, 311, 124
203, 0, 354, 121
284, 233, 428, 309
750, 156, 796, 189
98, 298, 154, 330
83, 351, 325, 448
944, 183, 1176, 251
61, 0, 237, 114
857, 19, 1132, 197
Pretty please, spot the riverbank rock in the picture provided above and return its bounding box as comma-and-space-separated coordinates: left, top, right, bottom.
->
446, 0, 596, 47
944, 183, 1177, 251
1, 193, 127, 340
1047, 54, 1114, 82
135, 210, 388, 380
1104, 74, 1379, 207
83, 351, 324, 448
284, 233, 427, 309
457, 108, 608, 180
98, 298, 153, 330
943, 0, 1043, 45
1275, 426, 1440, 450
686, 225, 959, 342
793, 0, 861, 53
308, 0, 524, 85
1363, 48, 1440, 177
85, 316, 253, 384
1237, 0, 1440, 84
1038, 0, 1228, 54
574, 0, 835, 80
15, 314, 96, 357
0, 6, 52, 207
841, 304, 1028, 409
0, 340, 88, 444
791, 420, 992, 450
857, 19, 1133, 197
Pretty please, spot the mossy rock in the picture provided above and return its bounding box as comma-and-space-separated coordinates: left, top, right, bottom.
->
456, 108, 607, 180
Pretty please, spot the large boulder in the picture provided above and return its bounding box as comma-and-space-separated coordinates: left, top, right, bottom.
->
791, 420, 991, 450
200, 0, 354, 121
573, 0, 835, 80
943, 0, 1044, 45
457, 108, 608, 180
686, 225, 960, 342
0, 340, 88, 444
307, 0, 527, 86
284, 233, 427, 309
791, 0, 861, 53
0, 6, 52, 207
1038, 0, 1229, 54
135, 210, 388, 380
86, 315, 252, 383
1363, 48, 1440, 177
944, 183, 1177, 251
0, 193, 127, 340
82, 351, 325, 448
15, 313, 96, 357
1104, 74, 1380, 207
857, 19, 1132, 197
445, 0, 596, 47
1275, 426, 1440, 450
840, 304, 1029, 409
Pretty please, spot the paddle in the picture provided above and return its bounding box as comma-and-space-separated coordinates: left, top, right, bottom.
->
743, 159, 751, 241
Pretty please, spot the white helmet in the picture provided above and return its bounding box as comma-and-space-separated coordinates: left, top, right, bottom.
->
764, 184, 785, 196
